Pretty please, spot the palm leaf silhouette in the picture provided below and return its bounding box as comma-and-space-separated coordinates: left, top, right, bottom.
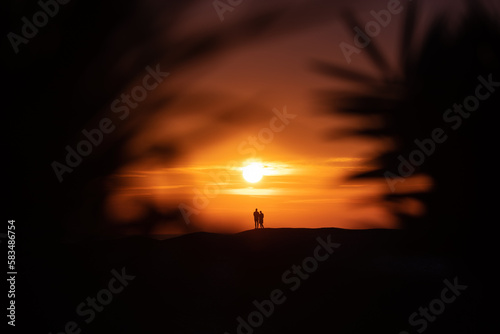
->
5, 0, 333, 240
314, 0, 500, 250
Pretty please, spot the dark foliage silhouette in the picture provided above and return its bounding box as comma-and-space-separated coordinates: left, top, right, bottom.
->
313, 0, 499, 252
4, 0, 331, 240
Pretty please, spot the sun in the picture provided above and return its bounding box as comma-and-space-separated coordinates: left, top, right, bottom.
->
242, 163, 264, 183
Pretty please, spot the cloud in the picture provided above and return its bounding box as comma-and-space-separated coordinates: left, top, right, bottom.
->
325, 157, 364, 163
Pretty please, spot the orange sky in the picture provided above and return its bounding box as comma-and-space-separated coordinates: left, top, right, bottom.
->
99, 0, 483, 234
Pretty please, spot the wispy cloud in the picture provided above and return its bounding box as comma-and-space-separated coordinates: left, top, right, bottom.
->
222, 188, 281, 196
325, 157, 364, 163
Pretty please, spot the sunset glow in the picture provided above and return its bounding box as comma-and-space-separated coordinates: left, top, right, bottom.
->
242, 162, 264, 183
82, 0, 466, 236
9, 0, 489, 331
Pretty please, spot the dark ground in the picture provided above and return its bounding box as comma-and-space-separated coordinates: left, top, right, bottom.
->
15, 227, 485, 334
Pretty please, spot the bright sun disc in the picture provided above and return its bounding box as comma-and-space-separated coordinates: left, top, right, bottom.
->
242, 163, 264, 183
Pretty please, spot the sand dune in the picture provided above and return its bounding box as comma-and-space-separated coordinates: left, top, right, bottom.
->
20, 228, 477, 333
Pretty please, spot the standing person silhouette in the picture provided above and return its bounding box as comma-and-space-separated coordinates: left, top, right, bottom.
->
259, 211, 264, 229
253, 208, 259, 229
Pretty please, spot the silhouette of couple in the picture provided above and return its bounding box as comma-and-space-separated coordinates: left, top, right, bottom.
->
253, 209, 264, 229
